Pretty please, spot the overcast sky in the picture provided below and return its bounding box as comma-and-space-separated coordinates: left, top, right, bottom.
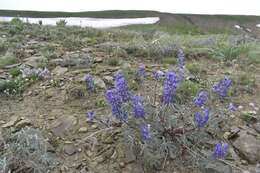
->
1, 0, 260, 16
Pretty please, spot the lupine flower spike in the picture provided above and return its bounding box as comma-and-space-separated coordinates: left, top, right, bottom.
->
194, 91, 208, 107
162, 71, 178, 104
114, 71, 130, 102
140, 124, 151, 140
87, 111, 95, 122
132, 95, 145, 118
84, 74, 95, 92
105, 88, 127, 121
213, 77, 232, 98
213, 142, 229, 158
195, 108, 209, 128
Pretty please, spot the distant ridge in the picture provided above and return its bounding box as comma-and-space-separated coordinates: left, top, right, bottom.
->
0, 10, 259, 36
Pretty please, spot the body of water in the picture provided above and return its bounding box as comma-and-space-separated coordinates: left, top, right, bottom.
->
0, 16, 160, 28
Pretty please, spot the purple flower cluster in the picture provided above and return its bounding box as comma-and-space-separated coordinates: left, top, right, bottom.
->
87, 111, 95, 121
105, 88, 127, 121
132, 95, 145, 118
162, 71, 178, 104
212, 77, 232, 97
177, 49, 185, 81
140, 124, 151, 140
138, 64, 146, 81
153, 70, 164, 81
213, 142, 229, 158
228, 103, 237, 112
114, 71, 130, 102
194, 91, 208, 107
84, 74, 95, 92
195, 108, 209, 128
20, 66, 50, 79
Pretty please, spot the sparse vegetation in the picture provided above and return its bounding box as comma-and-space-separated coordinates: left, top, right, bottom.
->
0, 11, 259, 173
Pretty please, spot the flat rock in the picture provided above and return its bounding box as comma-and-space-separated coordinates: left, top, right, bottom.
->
15, 119, 32, 129
94, 57, 103, 63
232, 130, 260, 163
52, 66, 68, 76
60, 52, 93, 68
1, 116, 21, 128
50, 115, 77, 137
24, 56, 47, 68
78, 127, 88, 133
93, 76, 106, 89
63, 144, 77, 156
103, 76, 114, 84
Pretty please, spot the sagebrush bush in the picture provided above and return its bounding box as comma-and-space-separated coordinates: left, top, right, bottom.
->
0, 127, 59, 173
209, 42, 249, 61
56, 19, 67, 27
0, 53, 17, 68
8, 18, 24, 35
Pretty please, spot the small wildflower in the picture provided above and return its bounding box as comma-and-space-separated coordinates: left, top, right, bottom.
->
153, 70, 164, 80
132, 95, 145, 118
228, 103, 237, 112
195, 108, 209, 128
140, 124, 151, 140
213, 77, 232, 98
138, 64, 146, 81
87, 111, 95, 121
114, 71, 130, 102
105, 88, 127, 121
38, 67, 50, 79
84, 74, 95, 92
162, 71, 178, 104
213, 142, 229, 158
194, 91, 208, 107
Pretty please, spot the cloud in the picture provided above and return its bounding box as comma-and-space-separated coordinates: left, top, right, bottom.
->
0, 0, 260, 15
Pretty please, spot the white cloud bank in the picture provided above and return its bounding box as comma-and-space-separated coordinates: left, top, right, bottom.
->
0, 0, 260, 16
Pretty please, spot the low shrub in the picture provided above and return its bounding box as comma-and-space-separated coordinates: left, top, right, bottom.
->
90, 50, 234, 172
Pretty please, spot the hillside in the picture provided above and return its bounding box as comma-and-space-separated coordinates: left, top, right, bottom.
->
0, 10, 260, 36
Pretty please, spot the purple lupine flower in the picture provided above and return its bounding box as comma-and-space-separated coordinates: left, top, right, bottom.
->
140, 124, 151, 140
194, 91, 208, 107
132, 95, 145, 118
38, 67, 50, 79
105, 88, 127, 121
213, 142, 229, 158
114, 71, 130, 102
177, 49, 185, 82
195, 108, 209, 128
84, 74, 95, 92
228, 103, 237, 112
212, 77, 232, 97
162, 71, 178, 104
153, 70, 164, 80
138, 64, 146, 81
87, 111, 95, 121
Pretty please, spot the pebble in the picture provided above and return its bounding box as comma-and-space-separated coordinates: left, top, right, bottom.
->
78, 127, 88, 133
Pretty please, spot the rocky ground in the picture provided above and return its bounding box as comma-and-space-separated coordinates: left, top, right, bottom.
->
0, 20, 260, 173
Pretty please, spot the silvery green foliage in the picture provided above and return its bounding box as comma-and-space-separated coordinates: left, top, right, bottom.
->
101, 51, 233, 171
119, 81, 232, 171
0, 127, 58, 173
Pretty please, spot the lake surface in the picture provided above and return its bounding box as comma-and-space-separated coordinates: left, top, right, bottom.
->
0, 16, 160, 28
